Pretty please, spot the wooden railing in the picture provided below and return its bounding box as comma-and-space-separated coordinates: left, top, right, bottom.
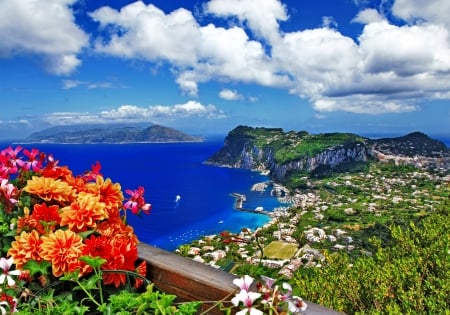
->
138, 243, 343, 314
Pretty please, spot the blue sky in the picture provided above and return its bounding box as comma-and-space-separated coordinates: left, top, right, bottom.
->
1, 0, 449, 140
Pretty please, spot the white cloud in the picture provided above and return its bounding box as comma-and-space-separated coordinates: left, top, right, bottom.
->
352, 9, 384, 24
358, 21, 450, 77
392, 0, 450, 28
0, 0, 88, 75
99, 101, 226, 121
219, 89, 243, 101
41, 101, 226, 126
62, 80, 84, 90
88, 0, 450, 115
273, 1, 450, 114
321, 16, 338, 29
90, 2, 201, 65
204, 0, 288, 43
62, 80, 116, 90
90, 1, 291, 97
5, 0, 448, 117
312, 97, 418, 114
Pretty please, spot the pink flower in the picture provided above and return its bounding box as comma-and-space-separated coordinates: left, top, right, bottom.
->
1, 146, 24, 174
124, 186, 151, 215
22, 148, 42, 172
0, 179, 18, 205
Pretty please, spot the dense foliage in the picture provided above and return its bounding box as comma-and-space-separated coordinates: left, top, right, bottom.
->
292, 209, 450, 314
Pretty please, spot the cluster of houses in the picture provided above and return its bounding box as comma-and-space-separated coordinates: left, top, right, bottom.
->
178, 158, 449, 279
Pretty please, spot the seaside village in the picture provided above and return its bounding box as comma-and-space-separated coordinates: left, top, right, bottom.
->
176, 157, 450, 278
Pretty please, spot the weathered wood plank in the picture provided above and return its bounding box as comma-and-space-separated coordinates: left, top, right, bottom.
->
138, 243, 344, 314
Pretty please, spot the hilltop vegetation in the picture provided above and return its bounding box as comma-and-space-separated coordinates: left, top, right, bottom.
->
207, 126, 450, 189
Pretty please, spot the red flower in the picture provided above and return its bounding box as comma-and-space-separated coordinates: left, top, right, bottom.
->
134, 260, 147, 288
83, 235, 113, 261
29, 203, 61, 234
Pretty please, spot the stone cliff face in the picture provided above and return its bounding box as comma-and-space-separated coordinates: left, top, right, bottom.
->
205, 126, 372, 181
208, 140, 370, 181
271, 144, 370, 180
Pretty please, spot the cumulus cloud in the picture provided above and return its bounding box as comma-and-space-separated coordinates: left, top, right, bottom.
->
89, 0, 291, 97
89, 2, 201, 65
4, 0, 450, 116
352, 8, 384, 24
87, 0, 450, 115
100, 101, 225, 120
42, 101, 226, 126
204, 0, 288, 43
219, 89, 243, 101
0, 0, 88, 75
391, 0, 450, 28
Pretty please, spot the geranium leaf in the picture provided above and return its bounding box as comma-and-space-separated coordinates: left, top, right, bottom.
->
23, 260, 51, 276
79, 255, 107, 268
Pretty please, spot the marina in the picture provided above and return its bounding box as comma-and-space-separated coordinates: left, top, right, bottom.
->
231, 192, 271, 215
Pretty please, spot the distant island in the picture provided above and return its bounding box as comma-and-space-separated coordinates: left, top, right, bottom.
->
24, 123, 204, 144
206, 126, 450, 188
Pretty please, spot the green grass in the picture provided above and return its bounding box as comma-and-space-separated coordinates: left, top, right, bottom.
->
264, 241, 299, 260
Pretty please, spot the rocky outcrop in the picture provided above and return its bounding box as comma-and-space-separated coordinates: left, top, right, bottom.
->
207, 139, 370, 181
206, 126, 449, 182
270, 144, 370, 180
206, 126, 372, 181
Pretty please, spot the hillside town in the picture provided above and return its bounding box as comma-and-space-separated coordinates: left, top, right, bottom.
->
176, 156, 450, 278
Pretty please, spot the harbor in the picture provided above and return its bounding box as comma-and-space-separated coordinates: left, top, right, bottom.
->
230, 192, 271, 215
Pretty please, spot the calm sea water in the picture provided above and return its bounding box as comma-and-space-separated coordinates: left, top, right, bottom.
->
2, 136, 449, 251
3, 141, 282, 251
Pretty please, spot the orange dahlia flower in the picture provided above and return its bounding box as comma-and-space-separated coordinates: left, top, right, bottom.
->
96, 216, 138, 244
23, 176, 75, 203
86, 176, 123, 217
8, 230, 43, 269
66, 175, 90, 194
39, 229, 85, 277
60, 192, 108, 232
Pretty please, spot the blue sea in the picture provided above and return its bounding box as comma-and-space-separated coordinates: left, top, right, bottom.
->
3, 136, 449, 251
3, 141, 283, 251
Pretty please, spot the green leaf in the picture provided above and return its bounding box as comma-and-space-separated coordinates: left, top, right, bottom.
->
79, 255, 107, 268
76, 274, 103, 291
23, 260, 51, 276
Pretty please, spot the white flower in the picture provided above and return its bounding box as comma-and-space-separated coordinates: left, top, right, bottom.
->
232, 290, 263, 315
233, 275, 254, 292
0, 301, 9, 315
0, 257, 21, 286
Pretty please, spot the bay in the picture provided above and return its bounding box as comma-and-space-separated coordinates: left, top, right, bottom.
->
3, 135, 448, 251
4, 141, 281, 251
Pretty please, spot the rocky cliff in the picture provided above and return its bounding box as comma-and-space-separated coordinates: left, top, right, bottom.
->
206, 126, 449, 182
